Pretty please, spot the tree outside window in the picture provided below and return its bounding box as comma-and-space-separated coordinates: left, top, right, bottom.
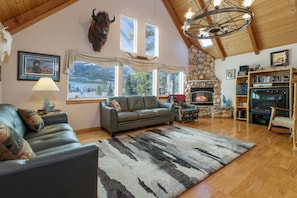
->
123, 65, 152, 96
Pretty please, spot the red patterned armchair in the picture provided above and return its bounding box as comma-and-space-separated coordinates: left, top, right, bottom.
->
168, 94, 199, 122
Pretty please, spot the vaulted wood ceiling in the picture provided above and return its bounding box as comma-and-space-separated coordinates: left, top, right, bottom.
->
162, 0, 297, 60
0, 0, 296, 60
0, 0, 77, 34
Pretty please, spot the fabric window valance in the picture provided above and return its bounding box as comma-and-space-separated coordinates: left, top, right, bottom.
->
65, 49, 185, 73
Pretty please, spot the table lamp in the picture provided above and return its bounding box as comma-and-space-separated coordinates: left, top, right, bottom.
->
32, 77, 59, 113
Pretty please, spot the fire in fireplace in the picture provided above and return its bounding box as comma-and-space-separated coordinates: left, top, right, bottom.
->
190, 87, 214, 105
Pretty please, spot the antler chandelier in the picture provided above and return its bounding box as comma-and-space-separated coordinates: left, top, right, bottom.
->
183, 0, 254, 39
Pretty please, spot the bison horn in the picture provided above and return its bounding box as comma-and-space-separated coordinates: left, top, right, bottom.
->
110, 15, 116, 23
92, 8, 98, 22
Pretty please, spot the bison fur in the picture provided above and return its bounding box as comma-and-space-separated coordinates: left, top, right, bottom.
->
88, 9, 115, 52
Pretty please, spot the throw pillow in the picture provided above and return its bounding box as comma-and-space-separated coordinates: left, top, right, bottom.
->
0, 124, 36, 160
0, 143, 16, 161
109, 99, 121, 112
18, 109, 44, 132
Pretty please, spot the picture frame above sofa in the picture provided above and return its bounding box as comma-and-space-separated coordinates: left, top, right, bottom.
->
17, 51, 60, 81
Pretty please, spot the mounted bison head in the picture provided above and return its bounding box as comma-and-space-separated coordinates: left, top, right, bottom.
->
0, 27, 13, 62
88, 9, 115, 52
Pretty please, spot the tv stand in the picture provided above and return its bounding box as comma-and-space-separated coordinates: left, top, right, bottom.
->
250, 112, 271, 125
246, 67, 297, 125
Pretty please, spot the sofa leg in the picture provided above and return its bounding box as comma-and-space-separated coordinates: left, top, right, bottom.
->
169, 121, 173, 125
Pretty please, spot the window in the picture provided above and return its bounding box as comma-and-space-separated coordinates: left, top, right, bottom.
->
123, 65, 153, 96
159, 70, 183, 95
145, 23, 159, 57
120, 15, 137, 53
67, 60, 184, 101
68, 61, 115, 99
198, 39, 213, 48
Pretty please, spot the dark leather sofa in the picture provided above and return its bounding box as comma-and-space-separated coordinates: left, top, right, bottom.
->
0, 104, 98, 198
100, 96, 175, 136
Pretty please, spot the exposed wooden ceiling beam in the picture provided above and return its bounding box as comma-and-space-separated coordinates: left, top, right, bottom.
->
194, 0, 226, 60
162, 0, 198, 49
247, 24, 259, 55
4, 0, 78, 34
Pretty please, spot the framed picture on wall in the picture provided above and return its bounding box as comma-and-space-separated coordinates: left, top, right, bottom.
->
270, 49, 289, 66
17, 51, 60, 81
226, 69, 235, 80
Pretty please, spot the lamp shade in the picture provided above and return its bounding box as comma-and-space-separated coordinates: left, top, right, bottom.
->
32, 77, 60, 91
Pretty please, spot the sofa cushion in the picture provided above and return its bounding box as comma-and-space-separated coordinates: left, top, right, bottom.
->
0, 143, 16, 161
143, 96, 159, 109
18, 109, 44, 132
24, 123, 74, 139
117, 112, 139, 122
127, 96, 144, 111
107, 97, 129, 112
134, 109, 157, 119
0, 124, 36, 159
153, 108, 171, 116
27, 130, 79, 152
109, 99, 121, 112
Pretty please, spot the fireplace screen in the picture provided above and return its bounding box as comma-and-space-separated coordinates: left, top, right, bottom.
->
191, 89, 214, 105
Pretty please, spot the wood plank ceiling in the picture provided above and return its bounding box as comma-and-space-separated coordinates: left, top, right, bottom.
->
0, 0, 77, 34
0, 0, 296, 60
162, 0, 297, 60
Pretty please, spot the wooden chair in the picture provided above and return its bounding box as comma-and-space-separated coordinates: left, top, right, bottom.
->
267, 80, 297, 150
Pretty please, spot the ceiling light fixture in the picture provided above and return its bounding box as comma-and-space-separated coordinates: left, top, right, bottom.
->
183, 0, 254, 39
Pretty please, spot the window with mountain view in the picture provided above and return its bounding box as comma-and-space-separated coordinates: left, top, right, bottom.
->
68, 61, 115, 99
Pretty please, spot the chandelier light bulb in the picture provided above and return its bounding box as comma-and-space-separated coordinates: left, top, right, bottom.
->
185, 9, 194, 19
244, 0, 253, 8
243, 13, 251, 21
213, 0, 221, 8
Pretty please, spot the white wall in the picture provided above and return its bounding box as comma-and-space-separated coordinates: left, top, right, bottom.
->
215, 43, 297, 107
1, 0, 188, 130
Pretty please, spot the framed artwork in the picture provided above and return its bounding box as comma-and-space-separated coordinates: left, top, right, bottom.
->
270, 49, 289, 66
226, 69, 235, 80
17, 51, 60, 81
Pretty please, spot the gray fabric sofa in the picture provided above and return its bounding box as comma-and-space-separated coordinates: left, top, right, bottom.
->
0, 104, 98, 198
100, 96, 175, 136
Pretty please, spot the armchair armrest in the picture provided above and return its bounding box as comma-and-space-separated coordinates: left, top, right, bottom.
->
270, 106, 292, 119
0, 143, 98, 198
270, 107, 291, 112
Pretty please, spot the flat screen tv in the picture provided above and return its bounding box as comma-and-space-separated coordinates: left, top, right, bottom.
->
250, 87, 289, 116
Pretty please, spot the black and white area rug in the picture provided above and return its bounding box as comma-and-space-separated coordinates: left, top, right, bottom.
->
97, 125, 255, 198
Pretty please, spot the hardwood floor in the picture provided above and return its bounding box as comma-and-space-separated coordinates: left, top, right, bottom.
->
76, 118, 297, 198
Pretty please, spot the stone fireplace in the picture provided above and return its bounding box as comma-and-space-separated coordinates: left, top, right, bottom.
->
185, 46, 232, 118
